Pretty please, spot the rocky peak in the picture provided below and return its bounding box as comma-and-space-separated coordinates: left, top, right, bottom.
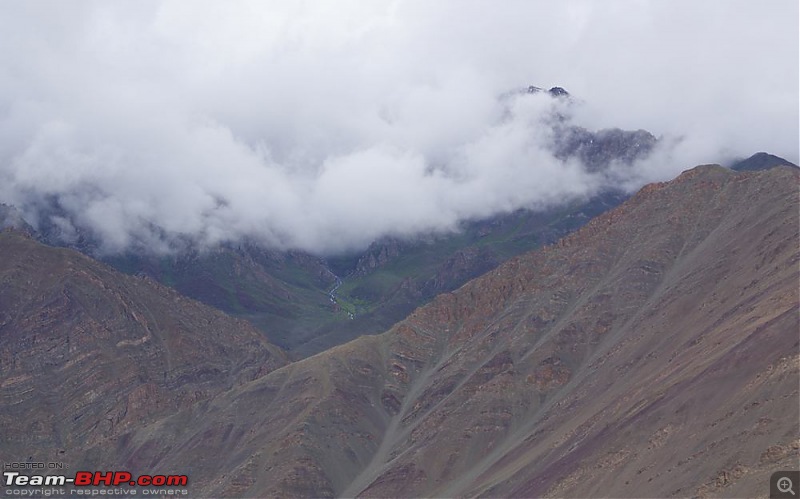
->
551, 125, 657, 171
354, 238, 403, 276
547, 86, 570, 97
729, 151, 799, 172
525, 84, 571, 98
519, 85, 657, 171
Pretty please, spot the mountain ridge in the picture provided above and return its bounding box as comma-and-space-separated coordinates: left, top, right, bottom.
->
222, 164, 799, 497
4, 163, 792, 497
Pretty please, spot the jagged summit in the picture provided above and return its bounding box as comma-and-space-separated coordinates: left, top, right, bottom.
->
551, 125, 657, 171
526, 84, 571, 97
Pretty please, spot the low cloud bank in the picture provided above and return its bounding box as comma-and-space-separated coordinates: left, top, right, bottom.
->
0, 1, 796, 254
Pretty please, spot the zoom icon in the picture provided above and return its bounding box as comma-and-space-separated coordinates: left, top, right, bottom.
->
771, 471, 800, 498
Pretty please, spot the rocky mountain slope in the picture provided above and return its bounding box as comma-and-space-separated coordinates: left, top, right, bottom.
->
5, 163, 794, 497
191, 165, 800, 497
0, 232, 288, 465
104, 242, 340, 353
302, 190, 628, 357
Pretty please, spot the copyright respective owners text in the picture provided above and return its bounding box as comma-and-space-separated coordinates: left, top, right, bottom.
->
3, 462, 189, 496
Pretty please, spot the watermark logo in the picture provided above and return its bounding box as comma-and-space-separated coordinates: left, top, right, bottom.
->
2, 466, 190, 496
771, 471, 800, 499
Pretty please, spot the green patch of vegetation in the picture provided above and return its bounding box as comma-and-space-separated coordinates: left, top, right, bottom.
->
105, 192, 628, 359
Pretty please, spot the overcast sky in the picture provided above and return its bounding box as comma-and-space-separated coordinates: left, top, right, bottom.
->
0, 0, 797, 254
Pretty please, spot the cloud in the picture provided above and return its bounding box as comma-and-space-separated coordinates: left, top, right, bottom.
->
0, 0, 796, 254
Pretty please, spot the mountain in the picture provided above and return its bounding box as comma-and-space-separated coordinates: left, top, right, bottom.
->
308, 191, 628, 356
730, 151, 799, 172
0, 86, 662, 359
5, 164, 794, 497
98, 115, 653, 358
199, 165, 800, 498
104, 243, 340, 352
1, 190, 632, 360
0, 231, 288, 464
552, 126, 657, 172
1, 188, 636, 361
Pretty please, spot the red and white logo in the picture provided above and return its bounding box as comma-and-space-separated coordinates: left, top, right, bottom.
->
4, 470, 188, 487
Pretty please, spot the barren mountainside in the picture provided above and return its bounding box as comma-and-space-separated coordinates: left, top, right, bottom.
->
0, 234, 288, 464
1, 164, 797, 498
179, 165, 799, 498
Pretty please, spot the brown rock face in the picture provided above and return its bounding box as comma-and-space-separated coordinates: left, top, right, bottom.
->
0, 232, 288, 467
2, 165, 798, 498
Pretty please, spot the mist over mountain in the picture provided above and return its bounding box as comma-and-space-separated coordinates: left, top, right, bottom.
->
3, 164, 796, 497
3, 79, 657, 256
2, 3, 799, 498
0, 1, 796, 255
2, 87, 656, 256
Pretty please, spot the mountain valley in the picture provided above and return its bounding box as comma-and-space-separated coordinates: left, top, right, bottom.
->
2, 163, 797, 497
0, 98, 666, 359
1, 2, 798, 498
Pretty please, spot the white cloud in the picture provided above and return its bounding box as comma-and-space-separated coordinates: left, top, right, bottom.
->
0, 0, 796, 254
